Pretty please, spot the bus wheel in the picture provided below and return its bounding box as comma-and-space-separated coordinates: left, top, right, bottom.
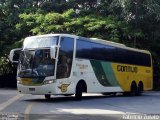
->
130, 82, 137, 96
137, 82, 143, 96
45, 94, 51, 99
75, 83, 83, 100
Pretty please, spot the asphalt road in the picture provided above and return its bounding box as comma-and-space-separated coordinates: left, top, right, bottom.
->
0, 89, 160, 120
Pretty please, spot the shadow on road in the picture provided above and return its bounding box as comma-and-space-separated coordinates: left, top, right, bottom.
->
23, 93, 143, 103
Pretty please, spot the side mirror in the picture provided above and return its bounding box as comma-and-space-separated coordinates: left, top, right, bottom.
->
9, 48, 22, 63
50, 45, 60, 59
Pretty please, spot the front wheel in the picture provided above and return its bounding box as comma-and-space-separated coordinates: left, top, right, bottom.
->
75, 83, 83, 100
45, 94, 51, 99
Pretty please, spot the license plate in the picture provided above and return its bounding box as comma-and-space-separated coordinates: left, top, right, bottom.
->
29, 88, 35, 91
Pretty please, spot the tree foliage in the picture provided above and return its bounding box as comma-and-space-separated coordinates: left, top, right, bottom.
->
16, 9, 137, 44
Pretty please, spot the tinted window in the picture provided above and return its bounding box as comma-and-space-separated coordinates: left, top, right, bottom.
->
76, 39, 151, 67
60, 37, 74, 58
116, 48, 151, 67
90, 42, 116, 61
76, 39, 92, 59
57, 37, 74, 79
76, 39, 116, 61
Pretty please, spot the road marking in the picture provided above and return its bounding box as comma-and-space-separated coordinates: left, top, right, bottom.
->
25, 103, 34, 114
0, 94, 23, 111
24, 103, 34, 120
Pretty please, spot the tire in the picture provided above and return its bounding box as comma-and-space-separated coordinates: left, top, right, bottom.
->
130, 82, 138, 96
137, 83, 143, 96
75, 83, 83, 100
45, 94, 51, 99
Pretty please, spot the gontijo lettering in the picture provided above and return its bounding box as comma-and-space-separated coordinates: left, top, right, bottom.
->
117, 65, 138, 73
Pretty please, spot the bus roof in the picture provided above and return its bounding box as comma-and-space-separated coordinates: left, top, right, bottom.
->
26, 33, 150, 54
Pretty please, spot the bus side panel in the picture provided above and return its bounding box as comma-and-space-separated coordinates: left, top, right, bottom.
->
72, 58, 152, 94
73, 59, 123, 93
112, 63, 153, 91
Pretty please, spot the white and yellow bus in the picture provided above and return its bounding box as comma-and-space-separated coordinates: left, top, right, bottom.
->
9, 34, 153, 100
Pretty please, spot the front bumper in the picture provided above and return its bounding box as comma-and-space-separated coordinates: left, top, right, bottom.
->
17, 83, 58, 95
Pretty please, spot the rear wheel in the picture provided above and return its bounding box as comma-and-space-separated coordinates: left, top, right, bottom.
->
137, 82, 143, 96
45, 94, 51, 99
130, 82, 138, 96
75, 83, 83, 100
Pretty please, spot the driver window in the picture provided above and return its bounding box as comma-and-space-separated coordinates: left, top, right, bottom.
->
56, 37, 74, 79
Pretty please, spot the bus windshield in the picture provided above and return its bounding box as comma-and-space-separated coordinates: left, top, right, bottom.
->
23, 36, 58, 49
17, 36, 58, 78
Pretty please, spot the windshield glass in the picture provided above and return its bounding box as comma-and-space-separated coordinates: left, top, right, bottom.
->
23, 36, 58, 49
18, 36, 58, 78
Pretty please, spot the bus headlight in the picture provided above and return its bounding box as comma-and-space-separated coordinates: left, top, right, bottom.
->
17, 80, 22, 84
44, 80, 53, 84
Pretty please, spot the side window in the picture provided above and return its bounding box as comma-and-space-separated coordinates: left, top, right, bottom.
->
76, 39, 92, 59
143, 54, 151, 66
56, 37, 74, 79
104, 45, 116, 61
116, 48, 151, 67
90, 43, 102, 60
116, 48, 126, 63
76, 39, 116, 61
135, 52, 151, 67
